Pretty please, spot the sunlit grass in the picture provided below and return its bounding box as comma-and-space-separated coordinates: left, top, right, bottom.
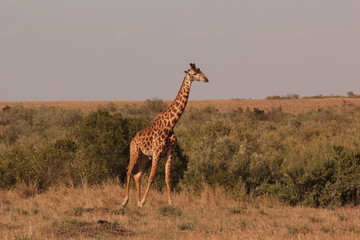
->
0, 184, 359, 240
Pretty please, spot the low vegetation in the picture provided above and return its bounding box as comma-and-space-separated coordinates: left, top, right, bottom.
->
0, 100, 360, 239
1, 100, 359, 207
266, 91, 360, 99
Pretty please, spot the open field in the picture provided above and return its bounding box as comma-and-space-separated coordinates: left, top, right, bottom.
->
1, 98, 359, 239
0, 184, 359, 240
2, 97, 360, 114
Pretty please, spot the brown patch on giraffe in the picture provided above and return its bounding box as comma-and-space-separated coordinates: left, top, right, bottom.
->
171, 108, 178, 114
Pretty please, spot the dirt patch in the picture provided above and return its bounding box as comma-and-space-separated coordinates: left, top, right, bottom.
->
46, 219, 131, 239
64, 207, 111, 217
0, 222, 21, 231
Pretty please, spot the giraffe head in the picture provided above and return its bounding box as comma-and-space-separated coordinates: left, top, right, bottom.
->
184, 63, 209, 83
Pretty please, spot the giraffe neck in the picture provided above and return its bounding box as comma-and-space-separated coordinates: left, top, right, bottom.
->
155, 76, 191, 130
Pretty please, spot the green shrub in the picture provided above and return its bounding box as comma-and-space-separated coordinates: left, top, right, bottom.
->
120, 98, 167, 121
1, 103, 360, 207
74, 110, 146, 184
0, 139, 79, 191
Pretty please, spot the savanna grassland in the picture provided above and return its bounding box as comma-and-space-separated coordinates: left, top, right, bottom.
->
2, 96, 360, 114
1, 184, 359, 240
0, 98, 359, 239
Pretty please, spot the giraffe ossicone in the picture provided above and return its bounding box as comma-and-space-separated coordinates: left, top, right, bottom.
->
122, 63, 209, 207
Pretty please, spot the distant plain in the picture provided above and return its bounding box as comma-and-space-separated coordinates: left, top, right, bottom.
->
2, 97, 360, 114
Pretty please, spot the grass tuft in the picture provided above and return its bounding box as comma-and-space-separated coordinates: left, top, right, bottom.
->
227, 205, 247, 215
287, 225, 312, 236
15, 235, 35, 240
158, 205, 182, 216
113, 207, 126, 215
178, 222, 194, 231
308, 217, 322, 223
337, 214, 348, 221
72, 206, 85, 217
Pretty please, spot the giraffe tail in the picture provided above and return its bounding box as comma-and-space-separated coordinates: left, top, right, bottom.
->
119, 168, 127, 187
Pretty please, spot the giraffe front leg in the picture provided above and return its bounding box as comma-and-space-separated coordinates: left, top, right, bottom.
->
139, 153, 160, 207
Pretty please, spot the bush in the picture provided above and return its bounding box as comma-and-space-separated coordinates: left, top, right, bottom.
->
176, 105, 360, 206
0, 139, 79, 191
0, 147, 38, 189
38, 139, 78, 189
0, 105, 82, 147
120, 98, 167, 122
74, 110, 146, 184
1, 103, 360, 207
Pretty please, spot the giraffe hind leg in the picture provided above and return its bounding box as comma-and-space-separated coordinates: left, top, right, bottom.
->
122, 141, 141, 207
133, 155, 150, 206
165, 134, 177, 206
139, 152, 161, 207
165, 149, 174, 206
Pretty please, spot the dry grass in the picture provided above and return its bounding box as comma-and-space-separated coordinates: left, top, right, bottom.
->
0, 184, 359, 240
2, 97, 360, 114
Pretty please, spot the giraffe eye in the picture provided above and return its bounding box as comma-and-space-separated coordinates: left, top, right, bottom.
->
193, 73, 198, 76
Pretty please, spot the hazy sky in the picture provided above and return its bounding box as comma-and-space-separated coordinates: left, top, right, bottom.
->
1, 0, 359, 101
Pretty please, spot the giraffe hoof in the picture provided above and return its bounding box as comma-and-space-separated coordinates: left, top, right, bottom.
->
122, 198, 129, 207
138, 200, 146, 208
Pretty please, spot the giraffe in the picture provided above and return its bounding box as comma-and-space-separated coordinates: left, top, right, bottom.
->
122, 63, 209, 207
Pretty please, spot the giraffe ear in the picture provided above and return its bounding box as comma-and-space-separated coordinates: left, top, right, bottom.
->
184, 70, 188, 74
